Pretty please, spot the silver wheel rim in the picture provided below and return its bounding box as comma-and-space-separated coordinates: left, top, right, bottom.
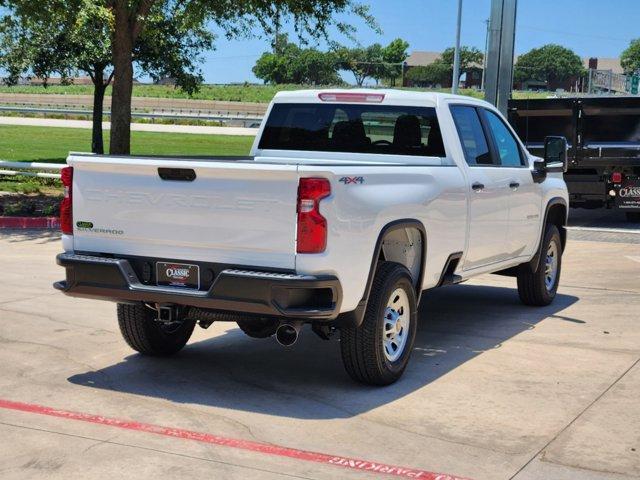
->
382, 288, 410, 362
544, 241, 558, 291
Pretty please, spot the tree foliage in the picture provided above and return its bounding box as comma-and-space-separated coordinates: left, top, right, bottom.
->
253, 34, 340, 85
334, 38, 409, 86
405, 46, 482, 87
621, 39, 640, 74
2, 0, 377, 155
0, 0, 214, 153
515, 44, 584, 84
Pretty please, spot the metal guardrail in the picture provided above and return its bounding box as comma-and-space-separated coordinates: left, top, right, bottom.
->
0, 160, 63, 179
0, 105, 264, 127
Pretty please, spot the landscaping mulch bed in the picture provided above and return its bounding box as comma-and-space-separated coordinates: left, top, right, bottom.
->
0, 192, 62, 217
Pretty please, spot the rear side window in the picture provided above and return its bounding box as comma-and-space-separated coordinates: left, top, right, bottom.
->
258, 103, 446, 157
450, 106, 493, 166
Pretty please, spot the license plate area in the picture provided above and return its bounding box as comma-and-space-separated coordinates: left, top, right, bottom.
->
616, 178, 640, 209
156, 262, 200, 289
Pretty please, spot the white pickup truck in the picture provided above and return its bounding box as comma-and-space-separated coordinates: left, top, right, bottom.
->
55, 89, 569, 385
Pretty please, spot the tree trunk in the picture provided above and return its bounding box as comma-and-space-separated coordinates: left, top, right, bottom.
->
91, 67, 106, 155
109, 3, 134, 155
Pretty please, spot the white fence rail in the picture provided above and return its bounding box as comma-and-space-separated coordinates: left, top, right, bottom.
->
0, 160, 63, 179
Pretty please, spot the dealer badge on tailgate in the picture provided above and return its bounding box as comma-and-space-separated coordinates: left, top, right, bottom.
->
156, 262, 200, 289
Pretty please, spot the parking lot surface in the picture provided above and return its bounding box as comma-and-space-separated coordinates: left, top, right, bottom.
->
0, 212, 639, 480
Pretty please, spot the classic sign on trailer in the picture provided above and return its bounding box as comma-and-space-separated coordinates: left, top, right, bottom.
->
509, 97, 640, 222
54, 90, 569, 385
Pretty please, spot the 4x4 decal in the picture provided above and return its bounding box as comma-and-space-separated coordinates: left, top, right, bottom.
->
339, 176, 365, 184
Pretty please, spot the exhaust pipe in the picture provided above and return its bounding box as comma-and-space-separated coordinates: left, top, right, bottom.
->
275, 322, 301, 347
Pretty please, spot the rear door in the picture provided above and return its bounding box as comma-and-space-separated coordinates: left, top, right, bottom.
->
480, 108, 540, 258
69, 155, 299, 269
450, 105, 510, 270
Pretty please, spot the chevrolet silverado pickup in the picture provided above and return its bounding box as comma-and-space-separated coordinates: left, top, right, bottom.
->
55, 90, 569, 385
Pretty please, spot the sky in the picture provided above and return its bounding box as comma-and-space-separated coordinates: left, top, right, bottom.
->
201, 0, 640, 84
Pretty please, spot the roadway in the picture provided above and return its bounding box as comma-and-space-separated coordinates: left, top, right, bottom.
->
0, 116, 259, 136
0, 211, 638, 480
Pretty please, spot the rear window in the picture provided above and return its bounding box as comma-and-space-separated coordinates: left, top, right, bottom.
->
258, 103, 446, 157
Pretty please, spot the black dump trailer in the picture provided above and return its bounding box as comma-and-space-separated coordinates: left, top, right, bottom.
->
509, 97, 640, 222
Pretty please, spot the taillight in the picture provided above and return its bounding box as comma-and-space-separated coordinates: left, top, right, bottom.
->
60, 167, 73, 234
612, 172, 623, 183
296, 178, 330, 253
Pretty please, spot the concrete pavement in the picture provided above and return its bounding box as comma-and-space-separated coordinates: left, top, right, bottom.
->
0, 223, 638, 480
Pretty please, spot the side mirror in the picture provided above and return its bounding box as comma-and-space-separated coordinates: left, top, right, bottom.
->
543, 136, 568, 173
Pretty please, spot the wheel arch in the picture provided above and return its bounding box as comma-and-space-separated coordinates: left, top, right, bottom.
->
528, 197, 568, 273
334, 219, 427, 328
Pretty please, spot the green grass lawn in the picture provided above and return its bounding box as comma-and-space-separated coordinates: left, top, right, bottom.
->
0, 83, 551, 103
0, 125, 254, 163
0, 125, 254, 196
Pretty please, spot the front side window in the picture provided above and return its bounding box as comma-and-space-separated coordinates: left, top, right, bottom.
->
483, 109, 525, 167
450, 106, 493, 166
258, 103, 446, 157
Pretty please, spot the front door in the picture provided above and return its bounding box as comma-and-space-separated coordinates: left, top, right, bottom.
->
480, 108, 541, 258
450, 105, 511, 270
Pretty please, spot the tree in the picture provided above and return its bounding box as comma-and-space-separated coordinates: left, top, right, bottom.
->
621, 39, 640, 74
335, 43, 385, 86
253, 34, 340, 85
382, 38, 409, 86
105, 0, 376, 154
405, 63, 450, 87
0, 0, 213, 154
515, 44, 584, 86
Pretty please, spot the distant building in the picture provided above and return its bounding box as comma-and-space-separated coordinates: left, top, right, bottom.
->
405, 50, 623, 92
404, 50, 483, 89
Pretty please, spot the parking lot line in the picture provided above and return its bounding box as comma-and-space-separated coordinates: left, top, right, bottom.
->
0, 398, 470, 480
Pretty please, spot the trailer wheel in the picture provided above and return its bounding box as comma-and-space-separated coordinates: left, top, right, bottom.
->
117, 303, 196, 356
340, 262, 417, 386
517, 224, 562, 306
626, 212, 640, 222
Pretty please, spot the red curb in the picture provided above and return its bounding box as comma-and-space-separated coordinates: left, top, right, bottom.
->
0, 398, 470, 480
0, 217, 60, 229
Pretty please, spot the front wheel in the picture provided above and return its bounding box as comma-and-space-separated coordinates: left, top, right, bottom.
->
117, 303, 196, 356
340, 262, 417, 386
517, 224, 562, 306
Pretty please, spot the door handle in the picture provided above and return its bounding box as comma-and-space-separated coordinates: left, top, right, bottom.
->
509, 181, 520, 189
471, 182, 485, 192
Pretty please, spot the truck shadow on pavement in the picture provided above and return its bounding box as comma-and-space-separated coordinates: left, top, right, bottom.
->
68, 283, 578, 420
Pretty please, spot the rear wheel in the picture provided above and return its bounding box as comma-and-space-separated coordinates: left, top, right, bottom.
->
340, 262, 417, 386
117, 303, 196, 355
626, 212, 640, 222
517, 224, 562, 306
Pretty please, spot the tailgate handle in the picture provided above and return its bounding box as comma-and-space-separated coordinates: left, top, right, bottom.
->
158, 168, 196, 182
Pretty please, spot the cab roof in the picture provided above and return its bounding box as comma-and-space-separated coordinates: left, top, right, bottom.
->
272, 88, 491, 108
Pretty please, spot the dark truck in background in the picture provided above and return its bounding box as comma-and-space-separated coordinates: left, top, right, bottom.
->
509, 97, 640, 222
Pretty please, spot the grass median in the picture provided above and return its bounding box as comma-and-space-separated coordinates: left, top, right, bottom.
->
0, 125, 255, 215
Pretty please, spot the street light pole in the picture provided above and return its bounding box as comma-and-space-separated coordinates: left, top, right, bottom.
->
452, 0, 463, 94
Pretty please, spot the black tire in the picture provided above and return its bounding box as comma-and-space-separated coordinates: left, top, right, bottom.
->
517, 224, 562, 306
117, 303, 196, 356
626, 212, 640, 222
237, 317, 278, 338
340, 262, 418, 386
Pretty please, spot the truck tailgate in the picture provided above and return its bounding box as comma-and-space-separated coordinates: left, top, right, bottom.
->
68, 154, 299, 270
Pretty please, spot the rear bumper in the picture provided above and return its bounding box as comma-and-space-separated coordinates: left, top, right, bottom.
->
54, 253, 342, 320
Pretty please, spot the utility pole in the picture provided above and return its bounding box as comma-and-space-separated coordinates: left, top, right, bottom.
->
480, 18, 490, 91
484, 0, 518, 114
452, 0, 463, 94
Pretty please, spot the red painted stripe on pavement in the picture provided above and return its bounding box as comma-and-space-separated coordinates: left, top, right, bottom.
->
0, 398, 469, 480
0, 216, 59, 229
